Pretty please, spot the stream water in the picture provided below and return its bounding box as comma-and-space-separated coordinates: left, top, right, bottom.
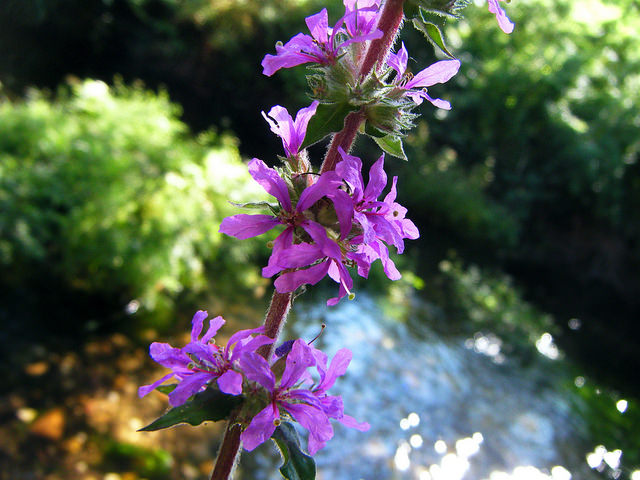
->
241, 294, 635, 480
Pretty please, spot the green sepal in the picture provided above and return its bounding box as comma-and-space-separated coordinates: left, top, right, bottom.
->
363, 120, 389, 139
373, 135, 408, 161
155, 384, 177, 395
301, 103, 359, 149
139, 388, 243, 432
272, 422, 316, 480
412, 17, 455, 59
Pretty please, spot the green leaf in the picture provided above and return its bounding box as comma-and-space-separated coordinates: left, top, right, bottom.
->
412, 18, 455, 59
139, 388, 242, 432
301, 103, 358, 149
229, 200, 279, 212
155, 384, 177, 394
373, 135, 408, 161
363, 120, 389, 139
272, 422, 316, 480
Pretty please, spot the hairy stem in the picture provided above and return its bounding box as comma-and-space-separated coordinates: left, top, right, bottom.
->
319, 0, 406, 174
210, 417, 243, 480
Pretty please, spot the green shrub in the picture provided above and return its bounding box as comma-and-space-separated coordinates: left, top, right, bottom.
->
0, 79, 266, 318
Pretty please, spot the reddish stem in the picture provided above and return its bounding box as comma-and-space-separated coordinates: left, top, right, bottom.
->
210, 419, 243, 480
319, 0, 406, 174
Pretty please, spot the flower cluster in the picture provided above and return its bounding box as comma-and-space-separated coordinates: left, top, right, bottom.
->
139, 310, 273, 406
220, 102, 419, 305
139, 312, 367, 454
240, 338, 369, 454
262, 0, 383, 76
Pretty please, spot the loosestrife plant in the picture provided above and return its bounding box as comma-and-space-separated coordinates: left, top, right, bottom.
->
138, 1, 514, 479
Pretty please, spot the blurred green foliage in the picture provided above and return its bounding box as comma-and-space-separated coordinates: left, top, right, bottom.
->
0, 79, 267, 321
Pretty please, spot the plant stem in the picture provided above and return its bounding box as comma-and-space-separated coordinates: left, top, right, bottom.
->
210, 417, 243, 480
319, 0, 406, 174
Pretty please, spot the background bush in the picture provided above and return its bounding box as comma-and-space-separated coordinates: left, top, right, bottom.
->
0, 79, 267, 329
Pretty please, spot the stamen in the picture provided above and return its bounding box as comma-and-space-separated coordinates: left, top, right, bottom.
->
308, 323, 326, 345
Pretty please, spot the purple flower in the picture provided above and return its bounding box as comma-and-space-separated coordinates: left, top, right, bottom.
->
273, 239, 357, 306
219, 158, 351, 278
239, 339, 368, 454
138, 311, 273, 406
262, 101, 319, 157
387, 43, 461, 110
261, 4, 382, 76
488, 0, 514, 34
265, 149, 419, 305
341, 0, 383, 48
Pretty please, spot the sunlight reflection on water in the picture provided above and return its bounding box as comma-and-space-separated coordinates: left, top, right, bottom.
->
246, 295, 614, 479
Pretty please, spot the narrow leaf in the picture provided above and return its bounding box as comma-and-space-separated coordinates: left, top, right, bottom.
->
373, 135, 408, 161
139, 389, 242, 432
272, 422, 316, 480
155, 384, 177, 394
230, 201, 279, 211
412, 18, 455, 59
301, 103, 359, 149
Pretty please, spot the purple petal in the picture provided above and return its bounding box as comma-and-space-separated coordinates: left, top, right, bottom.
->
383, 176, 398, 204
336, 148, 365, 202
230, 335, 274, 362
363, 154, 387, 201
263, 228, 294, 278
238, 352, 276, 391
277, 242, 324, 269
201, 315, 226, 344
339, 414, 370, 431
328, 189, 354, 239
274, 261, 331, 293
190, 310, 209, 342
262, 105, 296, 154
405, 59, 461, 89
261, 34, 319, 76
291, 100, 320, 154
297, 170, 341, 211
168, 372, 213, 407
149, 342, 190, 370
387, 42, 408, 77
281, 339, 316, 389
241, 403, 279, 451
217, 370, 243, 395
488, 0, 514, 34
138, 372, 175, 398
226, 325, 267, 352
305, 9, 329, 44
219, 214, 280, 240
248, 159, 292, 212
283, 402, 334, 455
318, 348, 352, 392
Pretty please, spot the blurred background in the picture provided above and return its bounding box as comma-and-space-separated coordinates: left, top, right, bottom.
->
1, 0, 639, 479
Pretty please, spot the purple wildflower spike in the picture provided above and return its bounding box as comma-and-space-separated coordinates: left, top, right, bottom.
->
488, 0, 515, 34
387, 42, 461, 109
138, 311, 273, 406
262, 101, 319, 157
